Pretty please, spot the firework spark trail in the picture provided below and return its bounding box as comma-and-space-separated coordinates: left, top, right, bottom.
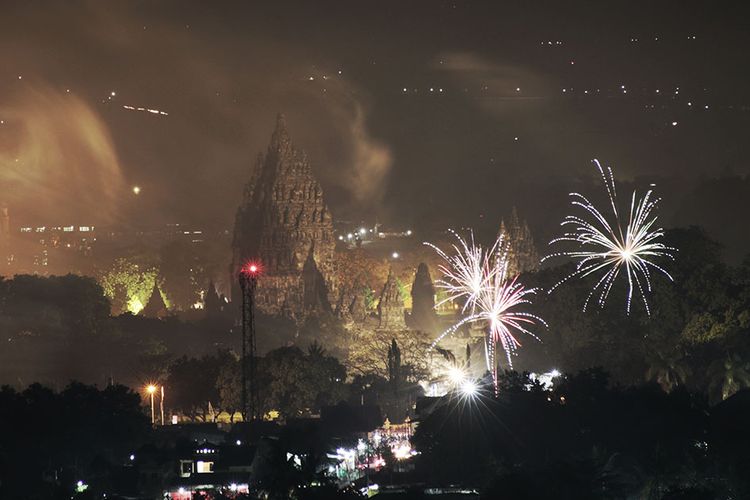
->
426, 231, 546, 391
543, 159, 676, 315
481, 254, 547, 388
122, 105, 169, 116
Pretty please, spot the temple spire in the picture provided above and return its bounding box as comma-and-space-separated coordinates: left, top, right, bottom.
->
269, 112, 291, 152
142, 284, 168, 319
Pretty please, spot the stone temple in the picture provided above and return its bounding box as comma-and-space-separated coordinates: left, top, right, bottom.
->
231, 114, 337, 319
497, 207, 540, 277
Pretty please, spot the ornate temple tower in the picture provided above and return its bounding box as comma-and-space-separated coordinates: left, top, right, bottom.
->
231, 114, 337, 319
378, 268, 406, 330
497, 207, 540, 277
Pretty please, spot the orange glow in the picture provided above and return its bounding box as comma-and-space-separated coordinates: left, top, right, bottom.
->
146, 384, 157, 394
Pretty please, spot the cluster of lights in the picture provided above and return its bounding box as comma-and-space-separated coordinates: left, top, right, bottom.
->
402, 87, 445, 93
446, 366, 479, 398
528, 369, 562, 390
339, 227, 413, 245
340, 227, 372, 241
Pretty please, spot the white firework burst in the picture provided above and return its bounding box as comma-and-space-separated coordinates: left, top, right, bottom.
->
544, 159, 676, 315
427, 231, 546, 391
425, 229, 500, 315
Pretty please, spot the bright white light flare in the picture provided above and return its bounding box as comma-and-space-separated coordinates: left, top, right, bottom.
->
447, 366, 466, 385
460, 379, 478, 397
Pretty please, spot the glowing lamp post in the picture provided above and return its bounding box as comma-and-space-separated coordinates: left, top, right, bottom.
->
239, 262, 261, 421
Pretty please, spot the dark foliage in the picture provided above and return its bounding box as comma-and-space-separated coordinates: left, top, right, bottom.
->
0, 382, 149, 499
413, 370, 750, 499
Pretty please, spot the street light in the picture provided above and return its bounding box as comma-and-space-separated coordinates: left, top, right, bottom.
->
146, 384, 157, 425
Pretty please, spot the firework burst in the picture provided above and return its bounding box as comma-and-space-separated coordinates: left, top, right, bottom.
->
427, 231, 546, 391
425, 229, 499, 314
544, 159, 675, 315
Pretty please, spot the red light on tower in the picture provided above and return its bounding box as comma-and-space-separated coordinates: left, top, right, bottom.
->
238, 259, 261, 421
241, 261, 261, 276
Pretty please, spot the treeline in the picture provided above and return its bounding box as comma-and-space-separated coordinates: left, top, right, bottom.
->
413, 369, 750, 499
0, 273, 239, 386
164, 341, 421, 422
0, 383, 149, 499
521, 226, 750, 404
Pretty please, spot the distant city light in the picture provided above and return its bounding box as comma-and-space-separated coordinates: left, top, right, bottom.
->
392, 252, 399, 259
132, 186, 141, 195
359, 228, 366, 235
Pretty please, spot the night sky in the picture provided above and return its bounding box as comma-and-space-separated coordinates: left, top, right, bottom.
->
2, 1, 749, 258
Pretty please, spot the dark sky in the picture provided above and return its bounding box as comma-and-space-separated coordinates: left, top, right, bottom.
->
1, 1, 749, 258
